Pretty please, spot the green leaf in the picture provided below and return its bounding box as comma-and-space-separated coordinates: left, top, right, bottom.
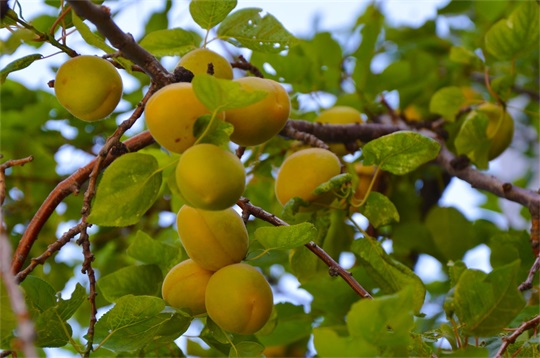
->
449, 46, 480, 65
34, 308, 72, 347
93, 295, 190, 353
360, 192, 400, 228
0, 54, 43, 84
425, 207, 479, 261
454, 110, 491, 170
257, 303, 312, 347
139, 28, 199, 57
347, 288, 415, 352
255, 222, 317, 250
126, 231, 180, 269
429, 86, 466, 122
72, 12, 114, 53
228, 341, 264, 357
20, 275, 57, 312
0, 278, 17, 346
313, 327, 378, 357
192, 73, 267, 112
485, 2, 539, 60
453, 261, 526, 336
192, 114, 234, 148
88, 153, 162, 227
362, 131, 441, 175
56, 283, 86, 321
217, 8, 298, 53
312, 173, 352, 196
351, 238, 426, 312
190, 0, 237, 29
97, 265, 163, 302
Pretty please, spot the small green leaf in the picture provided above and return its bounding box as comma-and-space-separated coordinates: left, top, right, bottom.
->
429, 86, 466, 122
217, 8, 298, 53
255, 222, 317, 250
72, 12, 114, 53
257, 303, 312, 347
192, 114, 234, 148
139, 28, 199, 57
228, 341, 264, 358
20, 275, 57, 313
313, 173, 352, 195
97, 265, 163, 303
93, 295, 190, 353
453, 261, 526, 337
362, 131, 441, 175
449, 46, 480, 65
352, 238, 426, 312
425, 207, 480, 261
454, 110, 491, 170
192, 73, 267, 112
127, 231, 180, 269
0, 278, 17, 346
485, 2, 539, 60
360, 192, 400, 228
0, 54, 43, 84
88, 153, 162, 227
56, 283, 86, 321
190, 0, 237, 30
34, 308, 72, 347
313, 327, 378, 357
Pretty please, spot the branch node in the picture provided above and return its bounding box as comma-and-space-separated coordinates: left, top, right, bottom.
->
503, 182, 513, 193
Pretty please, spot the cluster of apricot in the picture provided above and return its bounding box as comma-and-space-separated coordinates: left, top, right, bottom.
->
153, 48, 291, 335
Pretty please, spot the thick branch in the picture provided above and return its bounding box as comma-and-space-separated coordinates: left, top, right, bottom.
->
66, 0, 173, 87
236, 198, 373, 299
11, 131, 155, 274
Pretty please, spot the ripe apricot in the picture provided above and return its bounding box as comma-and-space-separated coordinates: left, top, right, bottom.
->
54, 55, 123, 122
176, 144, 245, 210
315, 106, 364, 155
275, 148, 341, 206
177, 48, 233, 79
477, 103, 514, 160
205, 263, 273, 335
224, 77, 290, 146
176, 205, 249, 271
161, 259, 214, 315
145, 82, 224, 154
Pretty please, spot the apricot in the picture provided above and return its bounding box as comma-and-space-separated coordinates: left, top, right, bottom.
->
205, 263, 273, 335
477, 103, 514, 160
145, 82, 224, 154
315, 106, 364, 155
161, 259, 214, 315
176, 144, 245, 210
176, 205, 249, 271
224, 77, 290, 146
353, 164, 377, 201
275, 148, 341, 206
177, 48, 233, 79
54, 55, 123, 122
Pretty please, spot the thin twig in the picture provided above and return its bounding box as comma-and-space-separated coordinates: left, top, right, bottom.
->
231, 55, 264, 78
519, 255, 540, 291
236, 197, 373, 299
495, 315, 540, 358
0, 156, 34, 206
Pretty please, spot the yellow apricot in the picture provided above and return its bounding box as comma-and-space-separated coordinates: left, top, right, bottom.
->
54, 55, 123, 122
477, 103, 514, 160
176, 144, 245, 210
145, 82, 224, 154
353, 164, 377, 201
177, 48, 233, 79
205, 263, 273, 335
176, 205, 249, 271
275, 148, 341, 206
161, 259, 214, 315
224, 77, 291, 146
315, 106, 364, 156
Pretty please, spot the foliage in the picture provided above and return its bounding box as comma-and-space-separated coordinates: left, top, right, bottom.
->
1, 1, 539, 357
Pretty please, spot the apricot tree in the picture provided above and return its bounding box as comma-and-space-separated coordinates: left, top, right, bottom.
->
1, 1, 539, 357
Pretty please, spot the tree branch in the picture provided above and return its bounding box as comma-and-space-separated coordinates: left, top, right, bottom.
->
495, 314, 540, 358
519, 254, 540, 291
66, 0, 173, 87
236, 197, 373, 299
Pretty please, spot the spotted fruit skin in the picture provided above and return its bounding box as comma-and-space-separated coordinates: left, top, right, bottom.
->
275, 148, 341, 206
205, 263, 273, 335
176, 205, 249, 271
176, 144, 245, 211
224, 77, 290, 146
177, 48, 233, 79
315, 106, 364, 155
145, 82, 224, 154
161, 259, 214, 315
477, 103, 514, 160
54, 55, 123, 122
